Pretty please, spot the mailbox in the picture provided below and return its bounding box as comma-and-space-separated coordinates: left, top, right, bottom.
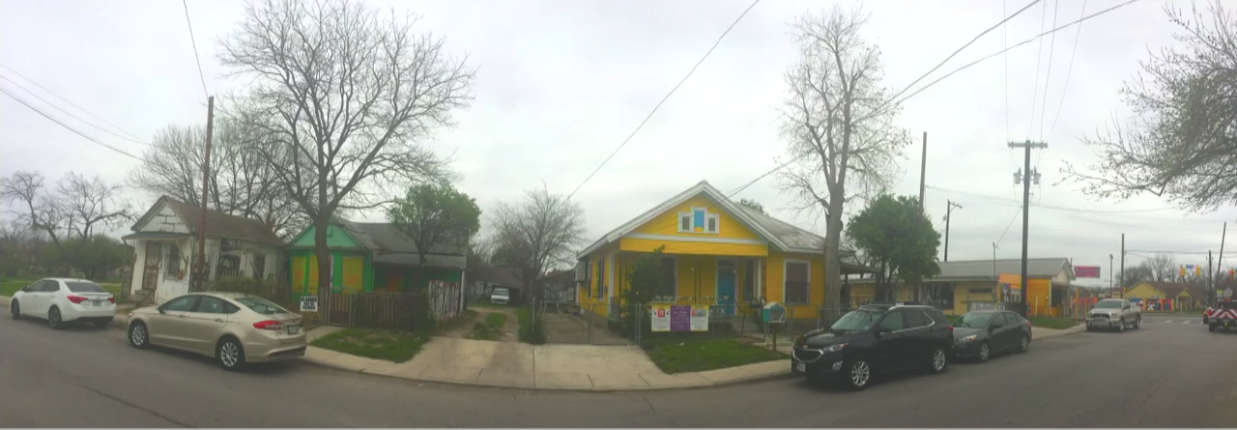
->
762, 302, 786, 324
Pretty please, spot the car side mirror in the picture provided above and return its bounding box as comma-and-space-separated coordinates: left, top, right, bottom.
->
876, 326, 893, 336
157, 307, 166, 315
989, 323, 1000, 332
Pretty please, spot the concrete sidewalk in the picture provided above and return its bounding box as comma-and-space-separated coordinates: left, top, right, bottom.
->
303, 326, 792, 391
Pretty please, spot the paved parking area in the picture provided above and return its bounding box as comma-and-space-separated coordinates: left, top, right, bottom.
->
2, 313, 1235, 428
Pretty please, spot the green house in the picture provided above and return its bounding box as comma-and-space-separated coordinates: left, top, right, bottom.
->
287, 218, 467, 300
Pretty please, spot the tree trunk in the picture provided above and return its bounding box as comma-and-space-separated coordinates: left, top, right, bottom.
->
822, 193, 846, 323
314, 217, 330, 300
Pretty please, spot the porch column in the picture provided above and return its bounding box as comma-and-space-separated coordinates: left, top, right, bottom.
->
756, 257, 763, 301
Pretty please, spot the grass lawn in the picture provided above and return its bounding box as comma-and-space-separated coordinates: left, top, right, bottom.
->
468, 313, 507, 341
1027, 316, 1078, 329
432, 310, 479, 335
642, 336, 785, 374
516, 307, 545, 344
310, 328, 427, 363
2, 278, 122, 297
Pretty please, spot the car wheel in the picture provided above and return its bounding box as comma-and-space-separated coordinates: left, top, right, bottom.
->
1133, 317, 1141, 329
1018, 335, 1030, 353
1085, 324, 1094, 332
216, 337, 246, 371
977, 342, 991, 363
128, 322, 150, 348
9, 300, 21, 320
842, 357, 872, 391
1209, 324, 1217, 333
1117, 318, 1126, 332
926, 347, 948, 374
47, 307, 63, 330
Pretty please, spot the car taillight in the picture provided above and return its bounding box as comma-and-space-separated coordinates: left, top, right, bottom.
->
66, 295, 87, 304
107, 297, 115, 304
253, 320, 283, 330
947, 325, 954, 333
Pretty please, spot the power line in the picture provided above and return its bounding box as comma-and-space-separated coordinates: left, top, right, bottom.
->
1026, 0, 1051, 138
0, 87, 141, 160
181, 0, 209, 98
0, 75, 150, 146
566, 0, 760, 201
1048, 0, 1089, 135
727, 0, 1142, 199
924, 185, 1178, 214
0, 65, 146, 142
996, 205, 1021, 245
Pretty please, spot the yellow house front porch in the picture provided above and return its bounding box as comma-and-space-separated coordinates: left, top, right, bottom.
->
576, 181, 874, 323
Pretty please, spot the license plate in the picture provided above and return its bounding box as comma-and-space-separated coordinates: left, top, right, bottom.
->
91, 300, 102, 306
287, 325, 301, 335
795, 362, 806, 372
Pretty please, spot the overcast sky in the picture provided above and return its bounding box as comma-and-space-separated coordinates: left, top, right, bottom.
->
2, 0, 1234, 286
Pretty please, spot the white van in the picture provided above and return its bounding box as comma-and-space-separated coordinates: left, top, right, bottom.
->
490, 287, 510, 305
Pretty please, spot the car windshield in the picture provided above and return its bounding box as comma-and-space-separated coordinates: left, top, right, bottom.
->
234, 296, 289, 315
953, 312, 994, 328
831, 309, 882, 331
65, 282, 107, 293
1094, 300, 1122, 309
493, 288, 510, 297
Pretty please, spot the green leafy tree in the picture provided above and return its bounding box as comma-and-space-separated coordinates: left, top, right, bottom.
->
388, 183, 482, 288
738, 198, 766, 214
616, 246, 667, 339
845, 194, 940, 301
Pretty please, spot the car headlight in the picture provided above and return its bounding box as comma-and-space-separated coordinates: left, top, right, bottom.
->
821, 343, 847, 353
957, 334, 978, 343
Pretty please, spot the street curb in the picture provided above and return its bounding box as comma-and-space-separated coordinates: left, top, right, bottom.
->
300, 355, 797, 393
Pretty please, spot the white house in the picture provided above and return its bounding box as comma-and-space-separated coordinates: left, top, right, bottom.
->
121, 196, 286, 304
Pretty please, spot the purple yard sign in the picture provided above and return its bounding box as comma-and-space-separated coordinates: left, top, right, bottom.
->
1074, 266, 1101, 278
669, 305, 692, 332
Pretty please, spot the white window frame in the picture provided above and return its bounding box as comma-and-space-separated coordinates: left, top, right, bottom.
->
677, 212, 692, 233
783, 259, 811, 305
676, 207, 720, 235
705, 213, 720, 234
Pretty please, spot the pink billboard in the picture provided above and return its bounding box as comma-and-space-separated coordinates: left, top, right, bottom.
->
1074, 266, 1101, 278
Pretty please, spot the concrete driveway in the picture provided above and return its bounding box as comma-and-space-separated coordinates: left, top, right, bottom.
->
2, 313, 1235, 427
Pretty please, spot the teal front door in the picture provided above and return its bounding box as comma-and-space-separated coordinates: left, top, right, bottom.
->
717, 260, 737, 316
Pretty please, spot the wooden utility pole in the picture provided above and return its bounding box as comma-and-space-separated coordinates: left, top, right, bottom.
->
943, 200, 962, 262
193, 96, 215, 292
1216, 222, 1227, 304
918, 132, 927, 210
1119, 233, 1125, 299
1008, 140, 1047, 317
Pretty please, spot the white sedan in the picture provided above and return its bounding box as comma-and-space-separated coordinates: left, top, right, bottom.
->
9, 278, 117, 329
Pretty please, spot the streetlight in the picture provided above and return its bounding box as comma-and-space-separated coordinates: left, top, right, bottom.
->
1109, 254, 1114, 297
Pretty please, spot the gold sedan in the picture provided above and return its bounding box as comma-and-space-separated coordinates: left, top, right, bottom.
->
126, 292, 307, 371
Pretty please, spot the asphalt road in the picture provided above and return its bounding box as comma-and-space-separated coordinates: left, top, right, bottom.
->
2, 315, 1235, 428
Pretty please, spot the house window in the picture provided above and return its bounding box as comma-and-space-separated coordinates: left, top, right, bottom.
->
676, 207, 720, 234
654, 257, 676, 300
925, 283, 954, 310
584, 260, 592, 299
595, 256, 606, 298
742, 259, 756, 304
253, 254, 267, 280
166, 244, 180, 278
784, 261, 810, 304
217, 254, 241, 279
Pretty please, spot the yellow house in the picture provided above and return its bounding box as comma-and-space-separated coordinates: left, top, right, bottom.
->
575, 181, 873, 321
846, 258, 1075, 316
1125, 281, 1204, 311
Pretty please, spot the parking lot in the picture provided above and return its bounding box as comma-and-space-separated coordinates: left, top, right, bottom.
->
2, 311, 1235, 428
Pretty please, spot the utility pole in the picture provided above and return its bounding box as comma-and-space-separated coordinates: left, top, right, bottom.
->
1119, 233, 1125, 299
943, 200, 962, 261
1217, 222, 1227, 304
919, 132, 927, 210
1208, 250, 1214, 306
1109, 254, 1114, 296
193, 96, 215, 292
1008, 140, 1047, 317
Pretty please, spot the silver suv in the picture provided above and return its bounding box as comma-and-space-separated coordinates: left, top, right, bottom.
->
1086, 298, 1141, 332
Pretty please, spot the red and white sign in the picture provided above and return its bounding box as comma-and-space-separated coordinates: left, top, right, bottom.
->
1074, 266, 1101, 278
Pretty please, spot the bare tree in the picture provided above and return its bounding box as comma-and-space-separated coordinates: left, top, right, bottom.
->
56, 172, 131, 239
1062, 2, 1237, 212
219, 0, 476, 293
1143, 253, 1178, 282
0, 171, 70, 257
775, 5, 911, 317
129, 119, 306, 238
490, 188, 586, 297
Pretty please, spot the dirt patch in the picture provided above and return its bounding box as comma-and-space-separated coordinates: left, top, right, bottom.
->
542, 312, 630, 345
437, 307, 519, 342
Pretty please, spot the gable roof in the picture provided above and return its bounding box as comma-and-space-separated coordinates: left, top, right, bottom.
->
1139, 281, 1193, 297
131, 196, 284, 247
320, 218, 466, 256
578, 180, 854, 258
933, 258, 1074, 281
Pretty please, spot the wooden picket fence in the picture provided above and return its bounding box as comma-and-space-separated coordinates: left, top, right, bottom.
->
319, 288, 430, 331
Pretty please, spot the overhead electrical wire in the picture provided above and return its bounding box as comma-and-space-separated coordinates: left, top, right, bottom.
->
0, 64, 147, 142
0, 75, 150, 146
726, 0, 1143, 199
1048, 0, 1089, 136
565, 0, 760, 201
1026, 0, 1052, 139
0, 86, 141, 160
181, 0, 209, 98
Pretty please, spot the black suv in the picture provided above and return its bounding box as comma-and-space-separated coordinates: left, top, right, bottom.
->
791, 304, 954, 390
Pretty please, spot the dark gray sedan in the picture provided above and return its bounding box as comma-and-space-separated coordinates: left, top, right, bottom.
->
950, 310, 1032, 363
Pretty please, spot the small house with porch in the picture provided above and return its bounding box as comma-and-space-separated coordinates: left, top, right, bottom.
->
575, 180, 874, 322
286, 219, 467, 304
848, 257, 1076, 316
122, 196, 285, 304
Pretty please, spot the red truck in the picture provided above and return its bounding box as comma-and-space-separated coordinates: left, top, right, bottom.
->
1203, 299, 1237, 333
